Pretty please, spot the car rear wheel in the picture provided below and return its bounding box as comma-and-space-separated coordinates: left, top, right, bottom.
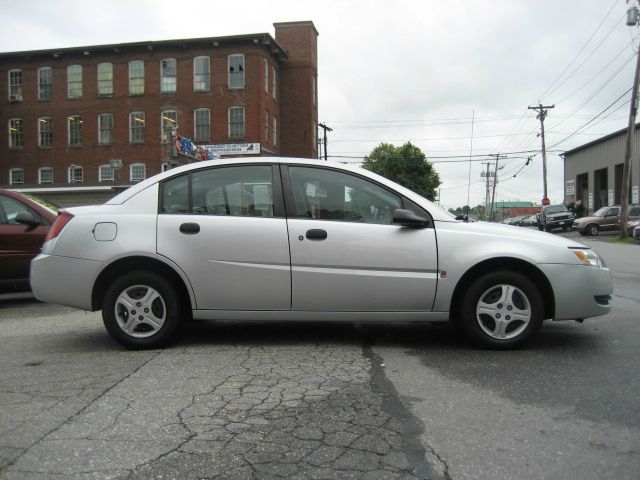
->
459, 271, 544, 349
102, 271, 183, 349
587, 224, 599, 236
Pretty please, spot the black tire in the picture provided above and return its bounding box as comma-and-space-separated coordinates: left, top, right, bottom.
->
537, 224, 544, 231
102, 271, 183, 349
587, 224, 599, 236
562, 226, 568, 231
544, 225, 551, 232
458, 270, 544, 349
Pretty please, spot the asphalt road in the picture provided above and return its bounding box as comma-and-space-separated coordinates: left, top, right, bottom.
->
0, 238, 638, 479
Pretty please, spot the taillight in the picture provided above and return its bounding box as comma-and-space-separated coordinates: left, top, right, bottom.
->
45, 211, 74, 242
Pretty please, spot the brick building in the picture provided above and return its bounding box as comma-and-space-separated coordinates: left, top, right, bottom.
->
0, 21, 319, 206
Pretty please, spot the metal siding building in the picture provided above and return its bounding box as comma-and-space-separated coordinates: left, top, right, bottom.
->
563, 124, 640, 214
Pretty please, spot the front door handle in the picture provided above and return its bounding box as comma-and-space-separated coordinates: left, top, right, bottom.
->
179, 222, 200, 234
306, 229, 327, 240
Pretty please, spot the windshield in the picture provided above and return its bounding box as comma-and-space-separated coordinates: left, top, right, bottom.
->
543, 205, 568, 214
592, 207, 608, 217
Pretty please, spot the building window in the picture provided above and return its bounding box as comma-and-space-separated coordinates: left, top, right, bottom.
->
130, 163, 146, 182
228, 54, 245, 89
97, 63, 113, 96
272, 66, 277, 99
67, 65, 82, 99
38, 117, 53, 148
98, 113, 114, 145
194, 108, 210, 141
38, 67, 52, 101
161, 110, 177, 143
265, 110, 269, 141
9, 119, 24, 148
8, 69, 23, 100
129, 111, 145, 144
68, 165, 83, 183
193, 56, 210, 91
264, 59, 269, 93
129, 60, 144, 95
160, 58, 177, 93
68, 115, 83, 146
99, 164, 114, 182
38, 167, 53, 184
9, 168, 24, 185
273, 116, 277, 146
228, 106, 245, 139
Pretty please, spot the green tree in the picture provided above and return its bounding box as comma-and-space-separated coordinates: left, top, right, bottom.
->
362, 142, 441, 201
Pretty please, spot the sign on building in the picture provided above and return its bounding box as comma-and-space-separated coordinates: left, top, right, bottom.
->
588, 192, 593, 210
608, 189, 614, 206
633, 185, 639, 204
200, 143, 261, 157
565, 180, 575, 195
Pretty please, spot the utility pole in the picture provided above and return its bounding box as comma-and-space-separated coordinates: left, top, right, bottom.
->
620, 1, 640, 238
318, 123, 333, 161
528, 103, 555, 203
490, 154, 507, 222
481, 162, 493, 220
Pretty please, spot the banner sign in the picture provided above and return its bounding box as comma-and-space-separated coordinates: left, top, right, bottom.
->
197, 143, 261, 158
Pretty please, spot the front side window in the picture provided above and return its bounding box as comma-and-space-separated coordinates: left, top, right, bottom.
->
129, 111, 145, 144
193, 56, 210, 91
288, 166, 402, 224
194, 108, 210, 141
67, 65, 82, 99
8, 69, 23, 100
98, 113, 114, 145
228, 54, 245, 89
228, 106, 245, 139
9, 119, 23, 148
38, 67, 52, 100
129, 60, 144, 95
68, 115, 82, 146
0, 194, 36, 224
99, 165, 114, 182
161, 110, 177, 143
97, 63, 113, 95
160, 58, 177, 93
161, 165, 274, 217
38, 117, 53, 147
9, 168, 24, 185
68, 165, 83, 183
39, 167, 53, 184
130, 163, 146, 182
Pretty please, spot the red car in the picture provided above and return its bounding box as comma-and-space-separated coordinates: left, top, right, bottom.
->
0, 189, 57, 294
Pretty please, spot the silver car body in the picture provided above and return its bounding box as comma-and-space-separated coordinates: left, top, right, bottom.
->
31, 158, 612, 326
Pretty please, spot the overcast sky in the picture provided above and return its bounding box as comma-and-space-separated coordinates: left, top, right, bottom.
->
0, 0, 635, 209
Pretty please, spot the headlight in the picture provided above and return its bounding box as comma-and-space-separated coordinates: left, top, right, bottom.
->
570, 248, 605, 267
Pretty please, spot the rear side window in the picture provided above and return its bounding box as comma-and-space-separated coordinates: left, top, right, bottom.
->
160, 175, 189, 214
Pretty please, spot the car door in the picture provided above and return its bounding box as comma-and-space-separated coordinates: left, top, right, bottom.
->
602, 207, 620, 231
283, 165, 438, 312
156, 164, 291, 310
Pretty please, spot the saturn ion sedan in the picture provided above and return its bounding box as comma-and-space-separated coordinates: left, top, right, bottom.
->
30, 158, 613, 349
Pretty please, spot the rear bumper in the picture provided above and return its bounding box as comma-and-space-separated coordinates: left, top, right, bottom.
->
31, 254, 105, 310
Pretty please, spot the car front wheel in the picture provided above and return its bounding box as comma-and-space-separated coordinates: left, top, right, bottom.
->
587, 224, 599, 236
459, 271, 544, 349
102, 271, 183, 349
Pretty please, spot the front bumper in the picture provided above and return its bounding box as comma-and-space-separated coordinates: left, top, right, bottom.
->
539, 263, 613, 320
31, 254, 105, 311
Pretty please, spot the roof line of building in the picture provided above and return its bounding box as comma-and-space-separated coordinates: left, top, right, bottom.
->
562, 122, 640, 157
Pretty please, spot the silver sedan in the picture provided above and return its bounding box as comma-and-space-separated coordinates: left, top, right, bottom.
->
31, 158, 613, 349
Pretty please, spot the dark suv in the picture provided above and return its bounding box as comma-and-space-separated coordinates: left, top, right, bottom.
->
537, 204, 575, 232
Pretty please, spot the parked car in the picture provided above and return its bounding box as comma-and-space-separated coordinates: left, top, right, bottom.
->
519, 215, 537, 227
30, 158, 613, 350
633, 223, 640, 241
573, 204, 640, 236
537, 204, 575, 232
0, 189, 57, 293
509, 215, 527, 226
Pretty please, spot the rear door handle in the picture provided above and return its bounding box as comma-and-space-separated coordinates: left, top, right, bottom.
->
179, 222, 200, 234
306, 229, 327, 240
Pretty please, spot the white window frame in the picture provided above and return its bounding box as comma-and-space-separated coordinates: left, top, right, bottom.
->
228, 54, 245, 89
38, 67, 52, 101
68, 165, 83, 183
99, 164, 114, 182
8, 69, 23, 100
68, 115, 82, 146
161, 110, 177, 143
38, 117, 53, 148
38, 167, 53, 184
8, 118, 24, 149
228, 106, 245, 139
128, 60, 144, 95
9, 168, 24, 185
130, 163, 146, 182
272, 116, 277, 146
97, 62, 114, 96
193, 56, 210, 91
98, 113, 114, 145
129, 111, 145, 144
272, 66, 277, 99
67, 65, 82, 99
194, 108, 211, 141
160, 58, 177, 93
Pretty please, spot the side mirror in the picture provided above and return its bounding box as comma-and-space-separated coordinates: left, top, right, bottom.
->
15, 211, 41, 228
393, 208, 429, 228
